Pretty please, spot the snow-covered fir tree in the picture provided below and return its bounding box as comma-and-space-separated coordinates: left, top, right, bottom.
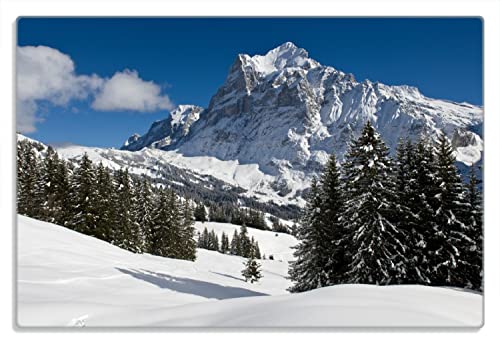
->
179, 200, 197, 261
463, 164, 483, 290
288, 178, 329, 292
94, 162, 116, 242
230, 230, 240, 255
318, 153, 347, 285
341, 121, 409, 285
194, 203, 208, 222
133, 178, 154, 252
241, 245, 262, 283
68, 153, 99, 237
394, 138, 429, 284
220, 232, 230, 253
429, 134, 475, 288
149, 188, 177, 257
17, 140, 44, 219
112, 169, 142, 253
238, 224, 252, 258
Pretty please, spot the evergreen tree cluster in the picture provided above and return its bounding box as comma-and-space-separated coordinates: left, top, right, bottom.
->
208, 204, 271, 231
17, 140, 197, 261
289, 121, 483, 293
197, 225, 261, 259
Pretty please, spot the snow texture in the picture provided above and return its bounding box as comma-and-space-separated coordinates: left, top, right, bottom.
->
17, 215, 482, 327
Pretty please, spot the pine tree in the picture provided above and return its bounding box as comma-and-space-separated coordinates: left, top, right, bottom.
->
238, 224, 252, 258
208, 230, 220, 251
198, 227, 210, 249
52, 159, 71, 226
17, 140, 44, 219
341, 121, 409, 285
230, 230, 240, 255
40, 146, 61, 223
149, 188, 171, 257
288, 178, 328, 292
429, 134, 475, 287
407, 137, 442, 284
251, 237, 261, 259
133, 178, 154, 252
241, 245, 262, 283
94, 163, 116, 241
194, 203, 208, 222
463, 164, 483, 290
318, 153, 346, 285
220, 232, 230, 253
112, 169, 142, 253
394, 138, 428, 284
179, 200, 197, 261
165, 189, 184, 258
68, 153, 99, 237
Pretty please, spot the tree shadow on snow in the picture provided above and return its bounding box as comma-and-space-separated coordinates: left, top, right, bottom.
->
115, 268, 268, 300
209, 271, 246, 282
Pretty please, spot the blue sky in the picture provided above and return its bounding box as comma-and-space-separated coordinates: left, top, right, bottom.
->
17, 18, 483, 148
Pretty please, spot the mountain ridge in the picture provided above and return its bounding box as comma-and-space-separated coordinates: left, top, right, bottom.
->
121, 43, 482, 177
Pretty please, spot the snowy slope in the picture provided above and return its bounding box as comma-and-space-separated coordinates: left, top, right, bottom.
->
17, 216, 482, 327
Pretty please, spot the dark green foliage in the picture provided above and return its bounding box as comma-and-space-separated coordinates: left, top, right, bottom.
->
270, 216, 289, 233
289, 123, 482, 292
463, 164, 483, 290
197, 227, 220, 253
112, 169, 142, 253
342, 121, 409, 285
207, 204, 270, 231
178, 200, 197, 261
241, 244, 262, 283
230, 230, 240, 255
194, 203, 207, 222
317, 153, 346, 285
428, 134, 475, 287
133, 178, 154, 251
238, 224, 252, 258
288, 179, 327, 292
17, 140, 44, 219
220, 232, 230, 253
16, 138, 198, 262
68, 153, 99, 237
94, 163, 116, 242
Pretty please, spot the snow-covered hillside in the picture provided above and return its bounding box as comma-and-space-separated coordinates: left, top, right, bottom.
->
17, 216, 482, 327
56, 143, 307, 207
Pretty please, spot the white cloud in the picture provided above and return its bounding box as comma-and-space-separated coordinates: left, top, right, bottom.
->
16, 45, 102, 133
16, 99, 40, 134
91, 69, 174, 112
16, 46, 174, 134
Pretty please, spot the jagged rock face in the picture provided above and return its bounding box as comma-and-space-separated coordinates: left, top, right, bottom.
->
122, 42, 483, 178
122, 105, 203, 151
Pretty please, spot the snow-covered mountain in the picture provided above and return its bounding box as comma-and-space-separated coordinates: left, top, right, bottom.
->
120, 42, 483, 200
123, 105, 203, 151
17, 215, 482, 327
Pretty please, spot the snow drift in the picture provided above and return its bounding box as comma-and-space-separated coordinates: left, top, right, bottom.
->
17, 215, 482, 328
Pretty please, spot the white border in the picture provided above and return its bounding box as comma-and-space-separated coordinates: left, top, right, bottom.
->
1, 0, 499, 343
